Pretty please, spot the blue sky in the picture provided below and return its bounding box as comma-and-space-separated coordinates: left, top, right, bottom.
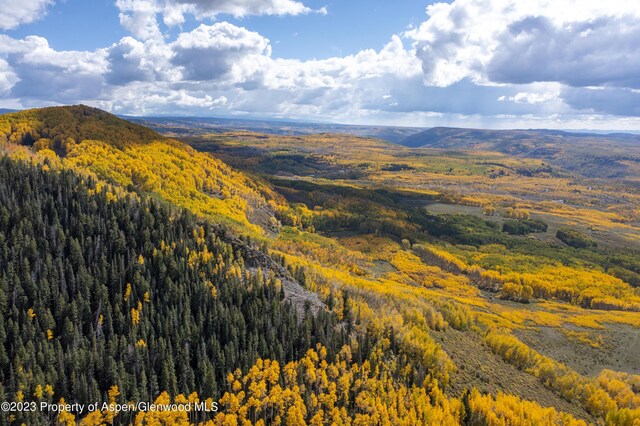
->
1, 0, 640, 130
7, 1, 127, 51
6, 0, 429, 59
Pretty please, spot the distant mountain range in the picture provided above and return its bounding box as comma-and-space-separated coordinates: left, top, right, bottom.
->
126, 117, 640, 180
4, 107, 640, 146
398, 127, 640, 179
399, 127, 640, 150
127, 115, 423, 143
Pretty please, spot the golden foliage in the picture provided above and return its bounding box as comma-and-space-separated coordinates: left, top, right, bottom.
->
65, 140, 276, 236
131, 301, 143, 326
467, 389, 586, 425
57, 398, 76, 426
215, 344, 463, 426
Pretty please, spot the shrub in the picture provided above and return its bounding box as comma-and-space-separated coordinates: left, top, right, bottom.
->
556, 228, 596, 249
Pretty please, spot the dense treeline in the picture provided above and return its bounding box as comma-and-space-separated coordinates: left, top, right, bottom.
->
72, 341, 589, 425
1, 104, 285, 238
0, 158, 349, 424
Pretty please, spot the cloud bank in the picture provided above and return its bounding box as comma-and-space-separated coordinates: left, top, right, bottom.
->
1, 0, 640, 128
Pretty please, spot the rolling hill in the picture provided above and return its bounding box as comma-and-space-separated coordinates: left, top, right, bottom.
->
0, 105, 162, 151
400, 127, 640, 180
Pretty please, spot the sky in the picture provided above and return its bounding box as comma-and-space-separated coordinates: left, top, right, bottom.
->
1, 0, 640, 130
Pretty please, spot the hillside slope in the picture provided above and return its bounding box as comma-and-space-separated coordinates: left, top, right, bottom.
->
0, 105, 321, 313
0, 105, 282, 236
0, 158, 335, 424
176, 127, 640, 424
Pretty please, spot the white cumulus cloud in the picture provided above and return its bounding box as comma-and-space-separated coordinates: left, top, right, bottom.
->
0, 34, 108, 101
407, 0, 640, 89
171, 23, 270, 81
114, 0, 324, 38
0, 0, 53, 30
0, 59, 18, 95
115, 0, 163, 41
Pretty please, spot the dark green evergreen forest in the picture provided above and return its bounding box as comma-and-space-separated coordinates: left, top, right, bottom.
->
0, 158, 349, 424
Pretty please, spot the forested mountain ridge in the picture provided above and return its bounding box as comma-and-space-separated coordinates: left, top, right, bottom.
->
0, 105, 284, 237
0, 105, 321, 318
